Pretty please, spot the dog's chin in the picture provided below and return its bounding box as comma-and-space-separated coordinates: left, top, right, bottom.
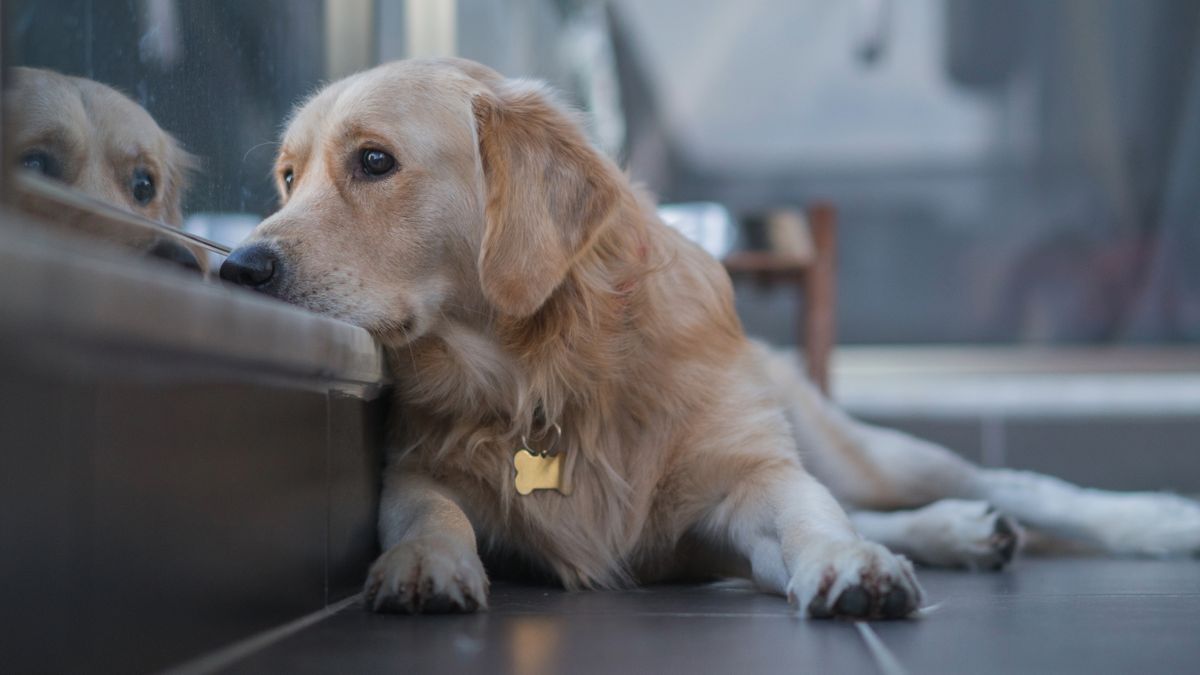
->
269, 286, 386, 332
266, 279, 433, 346
326, 303, 427, 346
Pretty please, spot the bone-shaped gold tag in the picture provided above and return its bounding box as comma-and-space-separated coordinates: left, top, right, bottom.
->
514, 448, 570, 495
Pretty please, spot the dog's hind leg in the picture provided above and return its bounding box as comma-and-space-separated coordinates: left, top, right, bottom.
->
758, 345, 980, 511
808, 385, 1200, 556
850, 500, 1022, 570
833, 414, 1200, 557
762, 346, 1200, 557
972, 468, 1200, 556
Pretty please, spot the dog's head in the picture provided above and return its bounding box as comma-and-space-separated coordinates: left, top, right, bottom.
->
220, 59, 623, 343
4, 67, 199, 266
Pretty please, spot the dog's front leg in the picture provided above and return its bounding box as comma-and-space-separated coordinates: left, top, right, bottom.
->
718, 466, 923, 619
364, 464, 489, 613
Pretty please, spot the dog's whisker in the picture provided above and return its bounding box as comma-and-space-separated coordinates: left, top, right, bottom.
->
383, 318, 419, 375
241, 139, 281, 163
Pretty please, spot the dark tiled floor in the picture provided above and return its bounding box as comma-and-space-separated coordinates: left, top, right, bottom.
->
219, 558, 1200, 675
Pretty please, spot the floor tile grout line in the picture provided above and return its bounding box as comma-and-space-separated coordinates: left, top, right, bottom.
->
157, 593, 361, 675
855, 623, 909, 675
324, 391, 332, 608
485, 610, 832, 618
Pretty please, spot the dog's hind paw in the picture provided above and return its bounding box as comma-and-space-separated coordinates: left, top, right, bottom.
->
787, 540, 923, 620
907, 499, 1023, 571
365, 537, 489, 614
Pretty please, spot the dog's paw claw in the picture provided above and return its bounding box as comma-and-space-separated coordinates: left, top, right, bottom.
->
989, 512, 1021, 570
364, 537, 489, 614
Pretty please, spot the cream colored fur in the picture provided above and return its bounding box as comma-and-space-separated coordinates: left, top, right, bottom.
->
230, 57, 1200, 618
234, 58, 921, 619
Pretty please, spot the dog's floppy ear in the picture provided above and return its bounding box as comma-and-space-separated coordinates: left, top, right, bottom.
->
159, 134, 206, 271
472, 81, 621, 318
161, 133, 197, 227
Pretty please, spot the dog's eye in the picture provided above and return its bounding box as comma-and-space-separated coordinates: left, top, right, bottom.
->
20, 150, 61, 179
283, 169, 294, 193
360, 149, 396, 177
131, 169, 156, 205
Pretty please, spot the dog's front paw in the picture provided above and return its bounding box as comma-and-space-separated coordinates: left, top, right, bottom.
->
364, 537, 489, 614
788, 540, 923, 620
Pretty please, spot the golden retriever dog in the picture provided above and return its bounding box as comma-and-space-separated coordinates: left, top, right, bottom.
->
221, 58, 1200, 618
4, 66, 200, 270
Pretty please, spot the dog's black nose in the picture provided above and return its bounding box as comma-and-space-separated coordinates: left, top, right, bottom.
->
147, 238, 202, 273
220, 243, 279, 289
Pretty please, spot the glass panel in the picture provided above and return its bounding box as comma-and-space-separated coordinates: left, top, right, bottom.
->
4, 0, 1195, 343
2, 0, 328, 268
610, 0, 1200, 344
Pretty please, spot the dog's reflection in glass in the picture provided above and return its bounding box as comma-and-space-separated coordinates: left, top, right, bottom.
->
3, 66, 201, 271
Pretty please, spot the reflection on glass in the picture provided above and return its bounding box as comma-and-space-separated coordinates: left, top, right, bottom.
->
5, 67, 193, 224
4, 66, 202, 269
3, 0, 327, 253
613, 0, 1200, 343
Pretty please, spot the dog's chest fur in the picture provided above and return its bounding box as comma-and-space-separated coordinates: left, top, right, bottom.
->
383, 242, 760, 588
396, 411, 675, 589
387, 323, 704, 588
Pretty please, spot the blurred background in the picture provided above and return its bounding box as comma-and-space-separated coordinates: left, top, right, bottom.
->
6, 0, 1200, 346
3, 3, 1199, 670
6, 0, 1199, 489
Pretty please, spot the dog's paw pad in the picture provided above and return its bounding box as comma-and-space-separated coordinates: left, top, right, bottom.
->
880, 585, 913, 618
833, 585, 871, 616
790, 540, 923, 620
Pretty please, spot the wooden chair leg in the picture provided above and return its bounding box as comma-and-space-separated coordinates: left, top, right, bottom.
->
802, 202, 837, 396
